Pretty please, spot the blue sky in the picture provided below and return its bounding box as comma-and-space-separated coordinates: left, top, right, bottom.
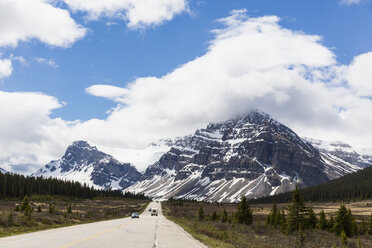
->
1, 0, 372, 173
2, 0, 372, 121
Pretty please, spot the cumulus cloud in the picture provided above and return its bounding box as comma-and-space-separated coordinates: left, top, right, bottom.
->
85, 85, 129, 103
345, 52, 372, 96
0, 58, 12, 79
63, 0, 188, 29
0, 0, 86, 48
83, 11, 372, 163
0, 91, 74, 173
2, 10, 372, 173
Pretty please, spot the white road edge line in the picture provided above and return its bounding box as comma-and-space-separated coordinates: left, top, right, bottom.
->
153, 219, 159, 248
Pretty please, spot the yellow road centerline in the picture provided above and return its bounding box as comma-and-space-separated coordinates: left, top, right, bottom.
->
58, 224, 124, 248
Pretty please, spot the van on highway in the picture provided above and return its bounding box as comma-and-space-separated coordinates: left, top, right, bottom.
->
151, 208, 158, 216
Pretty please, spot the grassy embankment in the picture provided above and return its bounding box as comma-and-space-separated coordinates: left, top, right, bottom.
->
162, 200, 372, 248
0, 195, 150, 237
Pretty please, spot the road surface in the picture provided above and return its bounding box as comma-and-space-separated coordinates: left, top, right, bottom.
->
0, 202, 206, 248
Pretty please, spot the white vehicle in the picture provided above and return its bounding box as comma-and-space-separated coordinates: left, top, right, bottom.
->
151, 208, 158, 216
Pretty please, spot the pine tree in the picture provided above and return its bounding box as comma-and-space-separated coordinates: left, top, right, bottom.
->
221, 208, 228, 223
334, 204, 353, 237
318, 210, 328, 230
24, 204, 32, 220
307, 208, 317, 229
286, 186, 307, 234
37, 205, 42, 212
236, 196, 253, 225
279, 209, 287, 233
198, 206, 204, 221
21, 195, 30, 211
329, 214, 335, 232
7, 210, 13, 226
211, 211, 218, 221
267, 201, 278, 226
49, 203, 55, 214
67, 204, 72, 214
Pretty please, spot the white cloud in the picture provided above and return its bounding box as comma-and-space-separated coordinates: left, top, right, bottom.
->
339, 0, 362, 5
1, 10, 372, 173
63, 0, 188, 29
0, 91, 74, 173
85, 84, 129, 103
34, 57, 58, 69
82, 11, 372, 167
345, 52, 372, 96
0, 0, 86, 48
0, 58, 12, 79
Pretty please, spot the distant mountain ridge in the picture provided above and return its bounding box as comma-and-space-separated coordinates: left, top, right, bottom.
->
32, 141, 142, 190
127, 111, 366, 202
31, 111, 371, 202
305, 138, 372, 169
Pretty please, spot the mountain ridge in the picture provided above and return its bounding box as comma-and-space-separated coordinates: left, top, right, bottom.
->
127, 111, 365, 202
32, 141, 142, 190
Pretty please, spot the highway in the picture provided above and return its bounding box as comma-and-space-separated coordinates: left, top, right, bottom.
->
0, 202, 206, 248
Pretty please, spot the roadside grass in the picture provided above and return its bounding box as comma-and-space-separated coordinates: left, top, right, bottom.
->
0, 195, 150, 238
162, 200, 372, 248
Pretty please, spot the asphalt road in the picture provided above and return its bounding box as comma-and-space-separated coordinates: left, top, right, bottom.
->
0, 202, 206, 248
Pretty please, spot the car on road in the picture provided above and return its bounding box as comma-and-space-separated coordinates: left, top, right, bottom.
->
131, 212, 139, 219
151, 208, 158, 216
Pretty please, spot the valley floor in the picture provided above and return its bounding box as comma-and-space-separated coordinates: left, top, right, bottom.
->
162, 200, 372, 248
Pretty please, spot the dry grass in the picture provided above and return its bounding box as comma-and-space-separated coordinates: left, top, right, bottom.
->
162, 200, 372, 248
0, 195, 149, 237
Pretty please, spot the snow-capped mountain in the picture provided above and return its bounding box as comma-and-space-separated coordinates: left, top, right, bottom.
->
0, 167, 7, 173
32, 141, 142, 190
305, 138, 372, 172
127, 111, 364, 202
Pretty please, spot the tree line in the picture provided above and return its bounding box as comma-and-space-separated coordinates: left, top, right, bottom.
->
0, 171, 147, 199
266, 187, 372, 246
249, 165, 372, 204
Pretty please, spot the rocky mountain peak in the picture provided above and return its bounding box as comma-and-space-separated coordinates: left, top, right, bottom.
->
128, 110, 362, 202
33, 141, 142, 190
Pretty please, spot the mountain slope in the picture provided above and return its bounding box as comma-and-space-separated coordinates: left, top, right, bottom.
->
32, 141, 142, 190
305, 138, 372, 170
128, 111, 360, 202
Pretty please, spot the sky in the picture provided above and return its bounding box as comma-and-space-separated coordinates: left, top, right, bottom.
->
0, 0, 372, 173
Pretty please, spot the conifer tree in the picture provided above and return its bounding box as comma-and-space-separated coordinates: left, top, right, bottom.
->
211, 211, 218, 221
329, 214, 335, 232
236, 196, 253, 225
67, 204, 72, 214
334, 204, 353, 237
49, 203, 55, 214
198, 206, 204, 221
24, 204, 32, 220
7, 210, 13, 226
267, 201, 278, 226
286, 186, 307, 234
318, 210, 328, 230
279, 209, 287, 233
37, 205, 41, 212
221, 208, 228, 223
307, 207, 317, 229
21, 195, 30, 211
